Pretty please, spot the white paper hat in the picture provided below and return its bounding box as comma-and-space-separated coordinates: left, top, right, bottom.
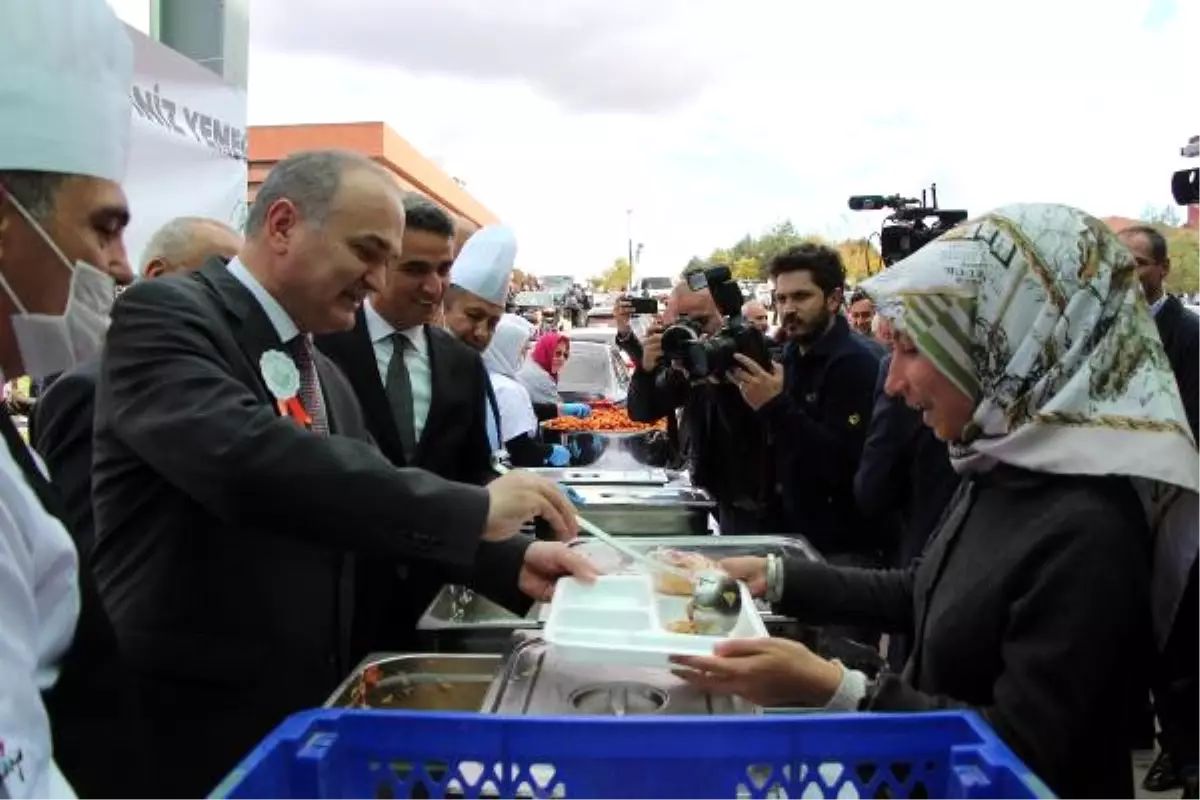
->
450, 225, 518, 306
0, 0, 134, 183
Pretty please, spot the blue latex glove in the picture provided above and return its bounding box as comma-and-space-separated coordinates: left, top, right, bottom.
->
545, 444, 571, 467
561, 403, 592, 419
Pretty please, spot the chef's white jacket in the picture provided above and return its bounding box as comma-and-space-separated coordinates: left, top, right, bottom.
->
0, 441, 78, 798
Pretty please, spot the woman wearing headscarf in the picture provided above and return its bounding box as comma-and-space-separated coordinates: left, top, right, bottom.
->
672, 204, 1199, 799
518, 331, 591, 421
484, 315, 572, 468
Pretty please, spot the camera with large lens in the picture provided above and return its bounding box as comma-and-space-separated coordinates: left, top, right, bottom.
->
658, 266, 772, 379
848, 183, 967, 267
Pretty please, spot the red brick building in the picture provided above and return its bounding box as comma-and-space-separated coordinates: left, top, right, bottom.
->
248, 122, 499, 252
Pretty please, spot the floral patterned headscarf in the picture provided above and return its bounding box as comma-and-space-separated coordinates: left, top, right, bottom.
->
862, 202, 1198, 647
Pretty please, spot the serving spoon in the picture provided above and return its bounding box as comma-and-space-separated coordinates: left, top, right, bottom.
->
491, 451, 743, 633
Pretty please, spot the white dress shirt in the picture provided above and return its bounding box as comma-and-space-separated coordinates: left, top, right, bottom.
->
0, 412, 79, 799
364, 300, 433, 443
226, 257, 300, 342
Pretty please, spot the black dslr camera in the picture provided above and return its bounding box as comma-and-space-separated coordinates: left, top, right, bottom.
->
848, 183, 968, 267
659, 265, 772, 379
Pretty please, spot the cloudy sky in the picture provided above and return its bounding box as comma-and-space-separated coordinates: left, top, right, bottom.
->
121, 0, 1199, 279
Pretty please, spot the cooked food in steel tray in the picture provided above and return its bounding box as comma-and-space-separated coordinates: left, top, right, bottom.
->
542, 404, 667, 434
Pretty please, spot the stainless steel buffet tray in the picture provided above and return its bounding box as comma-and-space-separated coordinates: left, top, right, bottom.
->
481, 633, 758, 716
566, 485, 715, 536
323, 652, 503, 710
524, 467, 676, 486
416, 536, 821, 652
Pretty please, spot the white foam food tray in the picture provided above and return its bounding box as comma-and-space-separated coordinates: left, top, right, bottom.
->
543, 574, 768, 670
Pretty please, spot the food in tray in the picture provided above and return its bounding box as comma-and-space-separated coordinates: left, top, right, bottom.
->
542, 406, 667, 434
648, 548, 718, 596
664, 600, 720, 635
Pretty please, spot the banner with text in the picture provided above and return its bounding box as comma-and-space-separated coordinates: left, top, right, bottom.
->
123, 25, 248, 271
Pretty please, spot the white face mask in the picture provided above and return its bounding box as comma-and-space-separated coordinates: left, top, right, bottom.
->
0, 193, 116, 381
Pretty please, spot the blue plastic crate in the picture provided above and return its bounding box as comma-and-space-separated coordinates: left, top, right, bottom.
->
211, 709, 1054, 799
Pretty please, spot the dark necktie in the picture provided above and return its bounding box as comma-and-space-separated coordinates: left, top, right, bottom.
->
288, 334, 330, 435
386, 332, 416, 461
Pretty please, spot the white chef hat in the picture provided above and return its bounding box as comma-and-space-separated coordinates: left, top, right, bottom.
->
0, 0, 134, 183
450, 225, 518, 306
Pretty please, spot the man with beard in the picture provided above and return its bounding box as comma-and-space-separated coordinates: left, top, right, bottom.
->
729, 242, 883, 558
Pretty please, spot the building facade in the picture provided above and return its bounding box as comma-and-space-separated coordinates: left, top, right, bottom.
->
249, 122, 498, 251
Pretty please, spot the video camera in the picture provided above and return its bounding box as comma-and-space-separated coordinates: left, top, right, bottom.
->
659, 265, 771, 379
1172, 134, 1198, 206
848, 183, 968, 266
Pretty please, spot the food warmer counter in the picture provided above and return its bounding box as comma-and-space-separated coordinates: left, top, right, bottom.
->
416, 535, 821, 654
326, 633, 757, 718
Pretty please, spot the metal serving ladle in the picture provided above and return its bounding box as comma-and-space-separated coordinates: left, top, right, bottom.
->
490, 451, 743, 633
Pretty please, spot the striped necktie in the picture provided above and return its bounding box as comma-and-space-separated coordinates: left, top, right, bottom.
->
287, 334, 330, 435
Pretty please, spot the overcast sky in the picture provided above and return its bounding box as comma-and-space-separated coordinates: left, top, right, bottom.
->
124, 0, 1200, 279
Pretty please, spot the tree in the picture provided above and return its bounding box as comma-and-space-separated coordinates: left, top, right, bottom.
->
1143, 204, 1183, 227
687, 220, 886, 285
731, 257, 762, 281
1166, 229, 1199, 294
598, 257, 633, 291
836, 239, 885, 283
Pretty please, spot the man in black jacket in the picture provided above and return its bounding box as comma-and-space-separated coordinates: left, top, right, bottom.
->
90, 151, 588, 797
729, 243, 882, 557
627, 272, 774, 533
1119, 224, 1198, 794
317, 195, 502, 656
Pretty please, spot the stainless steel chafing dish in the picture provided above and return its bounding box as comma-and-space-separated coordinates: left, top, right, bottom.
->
417, 535, 822, 652
523, 466, 679, 486
539, 427, 671, 470
324, 652, 503, 710
565, 485, 715, 536
481, 633, 759, 716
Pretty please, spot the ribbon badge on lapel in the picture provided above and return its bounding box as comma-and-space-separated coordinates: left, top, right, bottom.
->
260, 349, 312, 429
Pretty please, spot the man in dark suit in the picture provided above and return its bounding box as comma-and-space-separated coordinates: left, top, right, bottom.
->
90, 150, 591, 797
1118, 224, 1198, 794
317, 195, 497, 654
32, 215, 242, 559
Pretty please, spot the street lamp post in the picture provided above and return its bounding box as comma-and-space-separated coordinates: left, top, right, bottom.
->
626, 209, 635, 292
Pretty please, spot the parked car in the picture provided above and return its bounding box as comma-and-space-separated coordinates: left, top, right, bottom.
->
513, 290, 560, 329
557, 339, 630, 403
569, 326, 640, 374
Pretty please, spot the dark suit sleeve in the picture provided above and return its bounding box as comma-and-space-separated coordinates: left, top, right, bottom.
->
779, 558, 916, 633
854, 357, 920, 518
466, 358, 497, 483
31, 368, 97, 547
615, 331, 644, 366
1177, 319, 1198, 440
627, 366, 687, 423
101, 278, 490, 570
759, 353, 878, 493
533, 402, 559, 422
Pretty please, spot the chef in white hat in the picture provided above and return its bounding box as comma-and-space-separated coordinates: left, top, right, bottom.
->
0, 0, 136, 797
442, 225, 518, 353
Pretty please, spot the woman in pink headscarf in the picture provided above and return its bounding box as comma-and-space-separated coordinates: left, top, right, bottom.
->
518, 331, 590, 419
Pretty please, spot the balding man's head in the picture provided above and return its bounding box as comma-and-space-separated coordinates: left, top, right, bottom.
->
741, 300, 770, 333
142, 216, 242, 279
665, 272, 721, 334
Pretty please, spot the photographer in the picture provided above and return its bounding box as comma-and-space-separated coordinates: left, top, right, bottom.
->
627, 271, 775, 533
729, 243, 882, 558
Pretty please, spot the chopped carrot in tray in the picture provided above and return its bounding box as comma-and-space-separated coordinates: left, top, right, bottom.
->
542, 406, 667, 434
